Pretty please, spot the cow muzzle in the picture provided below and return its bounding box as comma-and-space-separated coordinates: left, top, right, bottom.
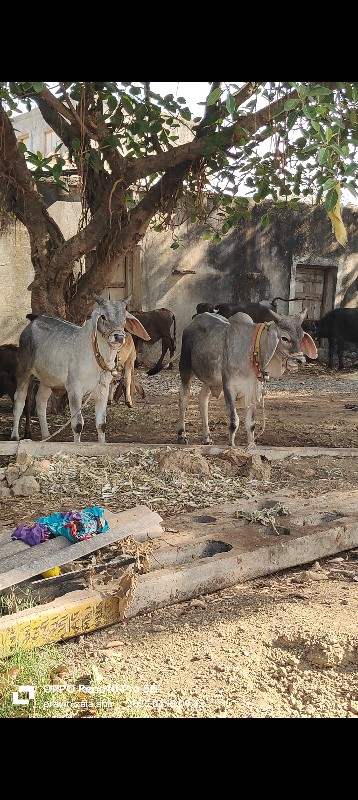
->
285, 353, 306, 371
109, 331, 126, 346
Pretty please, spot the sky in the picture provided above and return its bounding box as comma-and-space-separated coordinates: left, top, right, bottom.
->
150, 82, 211, 116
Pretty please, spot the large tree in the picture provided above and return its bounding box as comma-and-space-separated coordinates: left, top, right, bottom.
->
0, 82, 357, 321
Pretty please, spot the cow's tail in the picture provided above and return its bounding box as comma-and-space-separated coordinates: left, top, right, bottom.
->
147, 350, 180, 376
172, 313, 177, 349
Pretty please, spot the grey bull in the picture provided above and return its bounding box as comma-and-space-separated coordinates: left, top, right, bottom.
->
177, 310, 318, 447
11, 295, 150, 443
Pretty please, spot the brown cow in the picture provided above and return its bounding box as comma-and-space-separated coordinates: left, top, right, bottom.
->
132, 308, 176, 376
108, 332, 145, 407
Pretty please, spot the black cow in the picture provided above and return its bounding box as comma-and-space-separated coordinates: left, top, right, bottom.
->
315, 308, 358, 370
193, 303, 216, 316
214, 301, 278, 323
0, 344, 33, 438
132, 308, 176, 376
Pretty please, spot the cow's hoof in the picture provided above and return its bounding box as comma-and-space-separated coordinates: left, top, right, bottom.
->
178, 434, 188, 444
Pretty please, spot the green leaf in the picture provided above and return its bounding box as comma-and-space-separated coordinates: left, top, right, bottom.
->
226, 94, 236, 116
108, 134, 120, 148
344, 162, 358, 177
324, 188, 338, 212
323, 177, 339, 191
310, 85, 333, 96
107, 95, 117, 112
17, 141, 27, 153
283, 98, 300, 110
122, 97, 134, 114
318, 148, 328, 165
32, 82, 44, 93
180, 108, 191, 121
207, 88, 223, 106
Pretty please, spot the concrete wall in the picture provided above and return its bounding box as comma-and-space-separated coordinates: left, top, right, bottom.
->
13, 107, 66, 159
142, 201, 358, 353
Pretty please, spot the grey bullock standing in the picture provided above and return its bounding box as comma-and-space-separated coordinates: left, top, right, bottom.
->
177, 310, 318, 448
11, 295, 150, 443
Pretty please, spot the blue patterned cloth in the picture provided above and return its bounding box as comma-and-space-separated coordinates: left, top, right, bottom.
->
12, 506, 108, 545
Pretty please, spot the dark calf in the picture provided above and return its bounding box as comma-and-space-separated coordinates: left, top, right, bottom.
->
316, 308, 358, 370
0, 344, 33, 438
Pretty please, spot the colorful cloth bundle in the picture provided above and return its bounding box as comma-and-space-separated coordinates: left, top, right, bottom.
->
12, 506, 109, 546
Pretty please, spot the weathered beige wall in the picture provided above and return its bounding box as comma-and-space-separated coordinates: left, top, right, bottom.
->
141, 201, 358, 357
0, 223, 33, 343
0, 188, 82, 345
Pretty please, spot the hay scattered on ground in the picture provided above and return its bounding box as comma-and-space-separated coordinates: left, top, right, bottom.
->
36, 450, 254, 515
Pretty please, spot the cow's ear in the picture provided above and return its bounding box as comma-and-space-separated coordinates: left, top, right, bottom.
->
259, 324, 279, 368
91, 305, 101, 335
93, 294, 105, 306
298, 308, 308, 322
301, 332, 318, 359
125, 311, 151, 341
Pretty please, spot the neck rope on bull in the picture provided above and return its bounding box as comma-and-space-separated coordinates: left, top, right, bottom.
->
249, 322, 269, 443
92, 327, 124, 378
250, 323, 270, 382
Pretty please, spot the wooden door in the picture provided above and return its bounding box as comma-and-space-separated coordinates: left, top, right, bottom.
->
102, 247, 142, 310
291, 265, 336, 320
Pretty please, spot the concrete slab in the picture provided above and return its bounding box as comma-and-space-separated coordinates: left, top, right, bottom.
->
0, 506, 164, 592
1, 491, 357, 655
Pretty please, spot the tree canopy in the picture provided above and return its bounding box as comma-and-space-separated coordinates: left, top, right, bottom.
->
0, 81, 357, 321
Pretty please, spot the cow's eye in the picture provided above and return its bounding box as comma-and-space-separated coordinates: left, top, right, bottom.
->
100, 314, 107, 322
281, 335, 290, 343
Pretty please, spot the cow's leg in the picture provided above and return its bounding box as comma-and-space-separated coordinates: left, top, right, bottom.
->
94, 388, 110, 443
135, 339, 143, 368
245, 404, 256, 448
67, 388, 84, 443
35, 384, 52, 440
223, 382, 239, 446
11, 377, 31, 441
23, 379, 37, 439
337, 338, 345, 370
198, 384, 213, 444
124, 362, 134, 408
108, 380, 116, 405
168, 336, 176, 370
151, 338, 166, 372
327, 337, 335, 369
177, 375, 192, 444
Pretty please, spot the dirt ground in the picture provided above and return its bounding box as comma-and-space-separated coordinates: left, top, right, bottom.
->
1, 360, 357, 449
0, 357, 358, 718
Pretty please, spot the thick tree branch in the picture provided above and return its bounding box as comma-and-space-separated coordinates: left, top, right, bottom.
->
0, 103, 63, 245
36, 96, 74, 150
69, 160, 192, 319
